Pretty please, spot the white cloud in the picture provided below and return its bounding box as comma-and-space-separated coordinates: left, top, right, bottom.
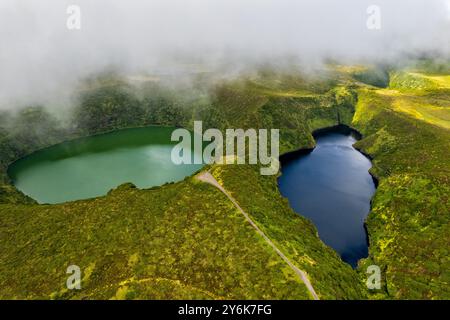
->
0, 0, 449, 110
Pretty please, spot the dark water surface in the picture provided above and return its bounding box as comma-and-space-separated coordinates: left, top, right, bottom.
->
278, 127, 376, 267
8, 126, 203, 204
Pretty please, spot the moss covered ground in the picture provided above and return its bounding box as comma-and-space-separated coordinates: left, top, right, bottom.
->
352, 70, 450, 299
0, 64, 448, 299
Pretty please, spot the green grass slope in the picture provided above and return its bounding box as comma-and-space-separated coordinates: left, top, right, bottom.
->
353, 76, 450, 299
0, 71, 366, 299
0, 66, 448, 300
1, 181, 316, 299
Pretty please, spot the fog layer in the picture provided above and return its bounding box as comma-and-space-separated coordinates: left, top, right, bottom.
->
0, 0, 449, 109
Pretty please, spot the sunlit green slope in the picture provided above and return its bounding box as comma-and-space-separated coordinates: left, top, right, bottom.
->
0, 64, 449, 299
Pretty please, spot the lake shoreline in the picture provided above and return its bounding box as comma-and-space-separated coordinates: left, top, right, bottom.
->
7, 126, 204, 204
277, 124, 377, 268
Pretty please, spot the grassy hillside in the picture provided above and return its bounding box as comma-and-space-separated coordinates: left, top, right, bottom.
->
352, 71, 450, 299
0, 65, 448, 299
209, 164, 365, 299
1, 181, 316, 299
0, 71, 366, 299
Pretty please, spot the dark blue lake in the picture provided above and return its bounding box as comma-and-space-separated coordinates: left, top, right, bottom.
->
278, 126, 376, 268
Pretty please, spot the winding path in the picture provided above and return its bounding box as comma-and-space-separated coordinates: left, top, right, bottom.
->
196, 171, 319, 300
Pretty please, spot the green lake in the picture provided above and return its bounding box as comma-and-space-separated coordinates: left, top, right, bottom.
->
8, 126, 203, 204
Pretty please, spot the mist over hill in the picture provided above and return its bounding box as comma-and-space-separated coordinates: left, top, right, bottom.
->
0, 0, 450, 111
